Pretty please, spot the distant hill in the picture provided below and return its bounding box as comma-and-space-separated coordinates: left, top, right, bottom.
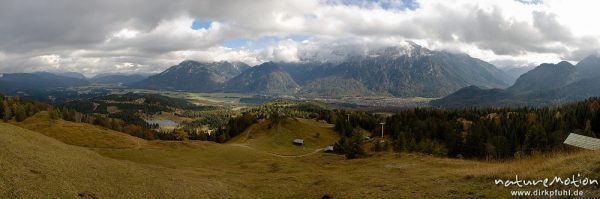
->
430, 86, 515, 107
132, 61, 249, 92
55, 72, 87, 79
90, 74, 147, 85
500, 65, 535, 84
0, 72, 90, 95
571, 54, 600, 80
433, 54, 600, 107
225, 62, 300, 94
0, 79, 24, 94
0, 72, 90, 88
507, 61, 576, 94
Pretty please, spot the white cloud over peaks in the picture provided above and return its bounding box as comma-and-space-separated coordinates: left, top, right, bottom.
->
262, 40, 301, 63
170, 47, 264, 66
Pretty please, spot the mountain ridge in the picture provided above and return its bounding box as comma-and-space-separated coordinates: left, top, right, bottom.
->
225, 62, 300, 94
131, 61, 250, 92
433, 54, 600, 107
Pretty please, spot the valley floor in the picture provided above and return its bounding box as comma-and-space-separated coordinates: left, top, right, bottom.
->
2, 117, 600, 198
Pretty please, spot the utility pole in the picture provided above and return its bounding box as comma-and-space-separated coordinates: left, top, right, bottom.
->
380, 122, 385, 141
347, 114, 350, 122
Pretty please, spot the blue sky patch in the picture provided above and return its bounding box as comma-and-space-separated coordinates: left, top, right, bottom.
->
289, 34, 311, 42
223, 38, 249, 48
515, 0, 543, 5
246, 36, 279, 49
191, 20, 211, 30
220, 34, 311, 49
328, 0, 419, 11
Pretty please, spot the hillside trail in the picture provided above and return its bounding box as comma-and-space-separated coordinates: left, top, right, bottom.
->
229, 143, 324, 158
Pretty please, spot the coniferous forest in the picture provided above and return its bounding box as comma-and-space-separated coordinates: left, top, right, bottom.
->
328, 98, 600, 160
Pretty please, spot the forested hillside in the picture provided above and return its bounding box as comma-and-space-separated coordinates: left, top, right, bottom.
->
334, 98, 600, 159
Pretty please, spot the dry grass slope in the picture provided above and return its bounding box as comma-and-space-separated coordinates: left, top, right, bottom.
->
0, 123, 238, 198
13, 112, 145, 149
3, 114, 600, 198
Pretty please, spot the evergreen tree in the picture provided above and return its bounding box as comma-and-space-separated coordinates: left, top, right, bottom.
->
15, 105, 27, 122
523, 124, 548, 154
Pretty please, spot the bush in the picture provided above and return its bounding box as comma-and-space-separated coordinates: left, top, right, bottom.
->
334, 135, 366, 159
371, 141, 389, 152
15, 105, 27, 122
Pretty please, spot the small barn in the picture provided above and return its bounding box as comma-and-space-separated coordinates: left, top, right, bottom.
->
293, 139, 304, 146
323, 146, 334, 153
564, 133, 600, 150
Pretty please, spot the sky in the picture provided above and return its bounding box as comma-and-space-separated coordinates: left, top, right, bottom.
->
0, 0, 599, 76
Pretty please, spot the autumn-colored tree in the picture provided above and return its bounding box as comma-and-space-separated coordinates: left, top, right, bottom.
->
2, 104, 11, 121
143, 130, 156, 140
48, 108, 61, 120
123, 124, 143, 136
173, 129, 188, 141
583, 120, 596, 137
110, 119, 125, 132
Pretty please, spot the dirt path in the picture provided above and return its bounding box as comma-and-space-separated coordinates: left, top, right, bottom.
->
229, 144, 324, 158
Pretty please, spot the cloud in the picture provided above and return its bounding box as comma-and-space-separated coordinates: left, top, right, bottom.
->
0, 0, 599, 75
261, 40, 301, 62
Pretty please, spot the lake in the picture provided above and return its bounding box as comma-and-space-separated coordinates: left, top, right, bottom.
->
145, 119, 178, 127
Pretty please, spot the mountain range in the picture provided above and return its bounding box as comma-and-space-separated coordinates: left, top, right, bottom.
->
284, 44, 511, 97
432, 54, 600, 107
129, 42, 513, 97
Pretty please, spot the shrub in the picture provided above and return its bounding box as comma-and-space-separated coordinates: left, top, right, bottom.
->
334, 135, 366, 159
